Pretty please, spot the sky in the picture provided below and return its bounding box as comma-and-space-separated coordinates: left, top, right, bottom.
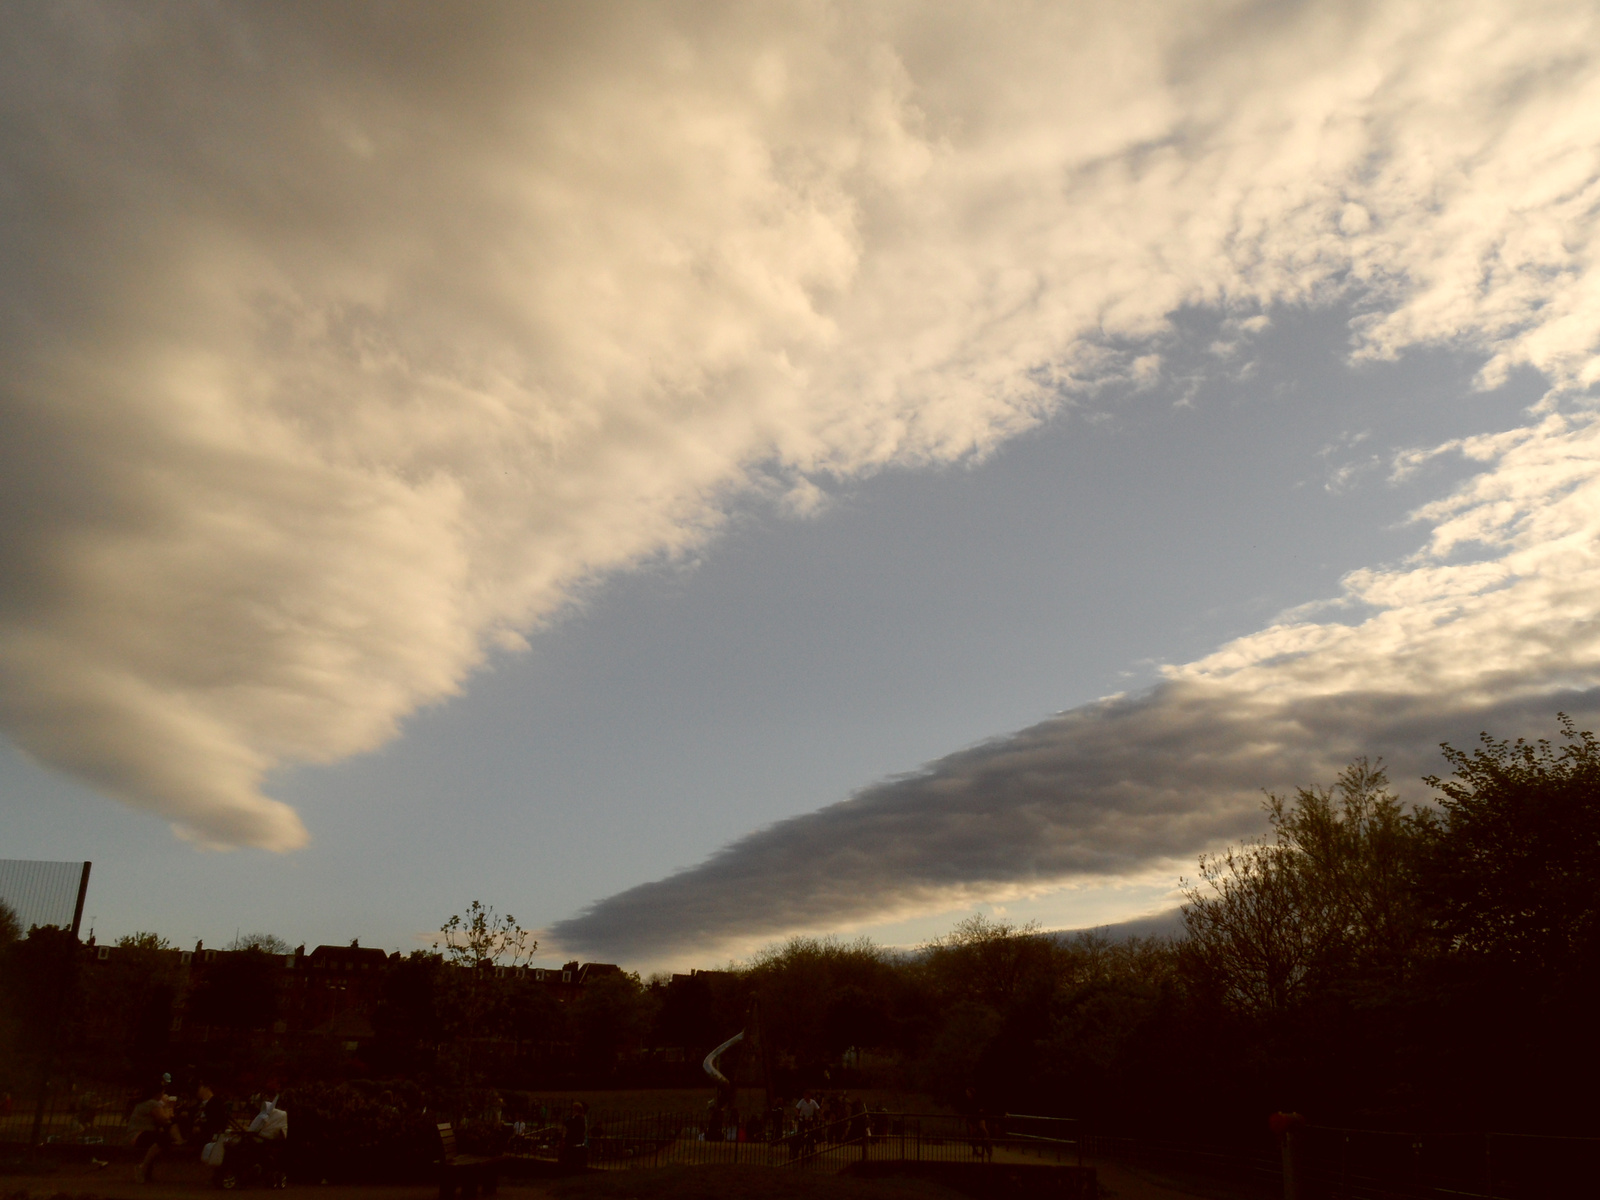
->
3, 1, 1600, 970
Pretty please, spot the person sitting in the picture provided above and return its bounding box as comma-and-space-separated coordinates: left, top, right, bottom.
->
127, 1087, 173, 1184
243, 1095, 289, 1185
248, 1095, 288, 1140
193, 1083, 227, 1161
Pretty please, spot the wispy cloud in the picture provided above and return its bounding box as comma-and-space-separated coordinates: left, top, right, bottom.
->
1, 2, 1598, 847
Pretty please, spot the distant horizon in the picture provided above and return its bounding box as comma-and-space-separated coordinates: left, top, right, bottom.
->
25, 889, 1187, 977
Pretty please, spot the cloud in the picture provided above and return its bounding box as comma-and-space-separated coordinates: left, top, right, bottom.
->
1, 2, 1599, 847
553, 414, 1600, 959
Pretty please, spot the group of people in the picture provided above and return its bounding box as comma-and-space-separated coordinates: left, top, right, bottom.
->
790, 1091, 880, 1143
504, 1098, 591, 1170
702, 1090, 881, 1155
688, 1089, 890, 1152
126, 1075, 289, 1186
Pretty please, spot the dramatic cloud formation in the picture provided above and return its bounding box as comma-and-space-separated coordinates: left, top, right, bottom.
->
2, 1, 1599, 852
553, 414, 1600, 958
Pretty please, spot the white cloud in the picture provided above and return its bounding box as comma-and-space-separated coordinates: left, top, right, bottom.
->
1, 2, 1598, 848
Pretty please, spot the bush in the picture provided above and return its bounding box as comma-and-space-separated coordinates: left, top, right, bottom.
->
282, 1081, 439, 1183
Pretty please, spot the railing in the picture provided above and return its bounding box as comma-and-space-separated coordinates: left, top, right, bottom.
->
496, 1109, 1081, 1173
780, 1112, 1081, 1173
526, 1111, 1078, 1172
0, 1084, 133, 1146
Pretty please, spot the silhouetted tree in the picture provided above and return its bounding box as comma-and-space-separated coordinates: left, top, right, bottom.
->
435, 901, 536, 1082
115, 931, 172, 951
506, 976, 567, 1067
572, 971, 653, 1076
654, 969, 720, 1056
745, 936, 905, 1081
371, 951, 445, 1078
1413, 716, 1600, 1131
226, 931, 291, 954
1422, 716, 1600, 989
1182, 759, 1431, 1014
91, 932, 182, 1083
922, 915, 1057, 1011
0, 926, 84, 1112
187, 947, 279, 1031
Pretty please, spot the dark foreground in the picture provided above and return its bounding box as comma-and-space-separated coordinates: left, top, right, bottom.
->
0, 1156, 1214, 1200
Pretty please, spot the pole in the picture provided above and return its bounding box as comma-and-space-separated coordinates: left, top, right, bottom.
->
70, 862, 91, 938
27, 941, 69, 1148
30, 865, 89, 1150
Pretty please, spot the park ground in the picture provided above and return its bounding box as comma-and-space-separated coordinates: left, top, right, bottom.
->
0, 1156, 1228, 1200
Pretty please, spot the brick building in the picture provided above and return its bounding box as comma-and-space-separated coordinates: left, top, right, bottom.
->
77, 938, 622, 1074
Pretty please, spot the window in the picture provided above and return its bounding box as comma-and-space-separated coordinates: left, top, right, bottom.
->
96, 946, 110, 961
561, 971, 572, 983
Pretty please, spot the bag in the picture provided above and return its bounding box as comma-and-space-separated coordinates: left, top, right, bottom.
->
202, 1140, 225, 1166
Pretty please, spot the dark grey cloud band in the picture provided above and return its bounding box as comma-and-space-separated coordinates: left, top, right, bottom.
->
552, 680, 1600, 959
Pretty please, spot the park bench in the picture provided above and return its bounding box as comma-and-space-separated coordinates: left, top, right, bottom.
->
435, 1123, 504, 1200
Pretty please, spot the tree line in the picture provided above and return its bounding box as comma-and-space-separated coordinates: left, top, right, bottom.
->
3, 718, 1596, 1140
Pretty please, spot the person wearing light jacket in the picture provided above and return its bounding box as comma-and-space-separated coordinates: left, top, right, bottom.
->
248, 1096, 288, 1140
245, 1095, 289, 1186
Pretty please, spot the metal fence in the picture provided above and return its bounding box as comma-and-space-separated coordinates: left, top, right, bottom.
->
780, 1112, 1081, 1173
0, 1082, 135, 1147
499, 1109, 1081, 1173
0, 859, 90, 935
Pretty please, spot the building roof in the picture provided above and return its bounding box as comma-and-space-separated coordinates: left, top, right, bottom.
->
305, 944, 392, 968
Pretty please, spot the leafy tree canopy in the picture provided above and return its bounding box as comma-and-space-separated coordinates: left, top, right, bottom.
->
1423, 713, 1600, 990
117, 931, 173, 951
226, 931, 291, 954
